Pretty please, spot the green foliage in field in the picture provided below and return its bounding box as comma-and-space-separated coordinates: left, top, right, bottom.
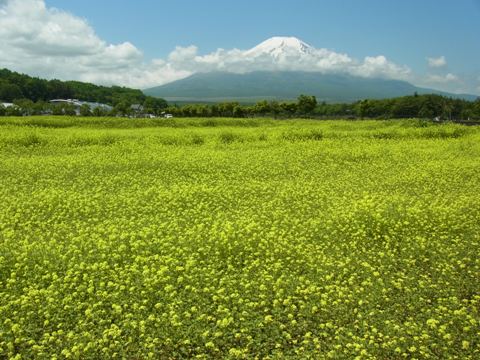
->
0, 117, 479, 358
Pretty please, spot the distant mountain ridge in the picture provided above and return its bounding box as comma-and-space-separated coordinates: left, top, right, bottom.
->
144, 71, 477, 103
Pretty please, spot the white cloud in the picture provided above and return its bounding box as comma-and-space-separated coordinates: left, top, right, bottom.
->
160, 41, 410, 81
352, 55, 411, 79
0, 0, 415, 89
427, 56, 447, 68
426, 73, 459, 83
0, 0, 184, 88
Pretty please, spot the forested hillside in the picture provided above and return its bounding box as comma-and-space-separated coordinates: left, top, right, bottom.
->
0, 68, 146, 105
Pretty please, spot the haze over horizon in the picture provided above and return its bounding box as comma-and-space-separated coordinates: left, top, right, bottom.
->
0, 0, 479, 95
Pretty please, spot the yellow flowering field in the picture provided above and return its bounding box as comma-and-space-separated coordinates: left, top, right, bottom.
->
0, 117, 479, 359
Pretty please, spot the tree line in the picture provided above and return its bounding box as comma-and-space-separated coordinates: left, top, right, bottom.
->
3, 92, 479, 121
163, 95, 318, 118
1, 68, 479, 120
162, 93, 480, 120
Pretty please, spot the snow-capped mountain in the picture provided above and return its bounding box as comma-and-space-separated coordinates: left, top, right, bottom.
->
244, 36, 314, 58
143, 36, 477, 102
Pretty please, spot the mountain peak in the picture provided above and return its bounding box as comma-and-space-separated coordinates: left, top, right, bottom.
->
245, 36, 314, 58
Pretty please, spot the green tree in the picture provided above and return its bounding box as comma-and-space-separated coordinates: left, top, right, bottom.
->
143, 96, 168, 116
51, 103, 76, 116
297, 94, 317, 115
253, 100, 271, 116
0, 81, 23, 102
114, 101, 132, 117
13, 99, 35, 115
5, 105, 22, 116
92, 106, 109, 117
32, 101, 49, 115
391, 96, 421, 118
25, 78, 48, 101
473, 98, 480, 119
47, 79, 74, 99
196, 105, 211, 117
232, 105, 245, 118
217, 102, 238, 117
79, 104, 92, 117
280, 102, 297, 116
442, 101, 453, 121
355, 99, 374, 119
418, 105, 434, 119
269, 101, 281, 118
63, 104, 77, 116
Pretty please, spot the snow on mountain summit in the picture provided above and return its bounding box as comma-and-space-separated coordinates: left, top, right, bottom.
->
245, 37, 314, 58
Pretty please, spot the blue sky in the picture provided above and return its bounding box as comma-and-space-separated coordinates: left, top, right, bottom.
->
44, 0, 479, 72
1, 0, 479, 93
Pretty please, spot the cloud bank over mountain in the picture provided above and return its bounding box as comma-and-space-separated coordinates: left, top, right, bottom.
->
0, 0, 476, 95
164, 37, 412, 82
